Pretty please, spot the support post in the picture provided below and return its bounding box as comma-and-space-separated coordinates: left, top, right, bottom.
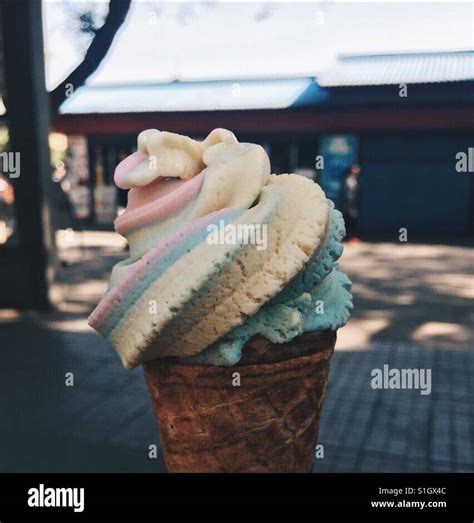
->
0, 0, 55, 309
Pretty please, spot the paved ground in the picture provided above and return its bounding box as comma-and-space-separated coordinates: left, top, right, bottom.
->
337, 240, 473, 352
0, 232, 472, 472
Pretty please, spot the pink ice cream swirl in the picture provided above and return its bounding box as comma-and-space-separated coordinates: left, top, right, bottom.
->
88, 128, 271, 360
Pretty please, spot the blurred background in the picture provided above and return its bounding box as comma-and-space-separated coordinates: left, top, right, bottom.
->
0, 0, 472, 472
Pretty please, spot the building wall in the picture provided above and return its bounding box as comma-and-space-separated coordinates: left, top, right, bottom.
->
359, 132, 473, 238
66, 129, 473, 239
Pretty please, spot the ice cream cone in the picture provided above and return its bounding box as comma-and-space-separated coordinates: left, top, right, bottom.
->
143, 330, 336, 473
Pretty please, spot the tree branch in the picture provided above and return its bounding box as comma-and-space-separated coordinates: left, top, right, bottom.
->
50, 0, 132, 114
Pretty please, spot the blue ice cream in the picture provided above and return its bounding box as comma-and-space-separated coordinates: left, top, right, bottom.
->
185, 206, 353, 366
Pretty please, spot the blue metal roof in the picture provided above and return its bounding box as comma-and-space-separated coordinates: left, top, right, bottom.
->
59, 78, 313, 115
59, 51, 474, 115
317, 51, 474, 87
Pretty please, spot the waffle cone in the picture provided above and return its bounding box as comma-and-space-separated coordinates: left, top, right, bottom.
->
143, 330, 336, 472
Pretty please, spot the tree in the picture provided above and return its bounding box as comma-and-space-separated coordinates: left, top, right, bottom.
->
50, 0, 131, 114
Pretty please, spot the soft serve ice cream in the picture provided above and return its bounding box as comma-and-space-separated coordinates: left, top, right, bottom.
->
88, 129, 352, 368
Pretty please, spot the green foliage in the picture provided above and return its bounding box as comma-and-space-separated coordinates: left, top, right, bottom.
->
78, 11, 97, 35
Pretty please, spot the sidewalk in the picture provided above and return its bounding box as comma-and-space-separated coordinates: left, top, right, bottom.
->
0, 232, 472, 472
337, 241, 473, 352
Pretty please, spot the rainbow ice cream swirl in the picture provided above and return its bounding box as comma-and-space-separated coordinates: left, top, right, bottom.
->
88, 129, 352, 368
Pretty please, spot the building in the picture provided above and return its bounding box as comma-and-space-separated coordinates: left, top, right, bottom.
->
55, 51, 474, 238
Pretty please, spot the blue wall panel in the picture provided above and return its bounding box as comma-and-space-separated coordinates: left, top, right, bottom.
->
359, 132, 472, 237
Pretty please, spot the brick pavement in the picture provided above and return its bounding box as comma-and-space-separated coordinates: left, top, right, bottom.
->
316, 340, 473, 472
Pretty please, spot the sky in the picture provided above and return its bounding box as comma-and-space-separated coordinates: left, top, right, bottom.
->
43, 1, 474, 90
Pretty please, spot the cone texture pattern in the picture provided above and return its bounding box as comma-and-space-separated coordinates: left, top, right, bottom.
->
143, 330, 336, 472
